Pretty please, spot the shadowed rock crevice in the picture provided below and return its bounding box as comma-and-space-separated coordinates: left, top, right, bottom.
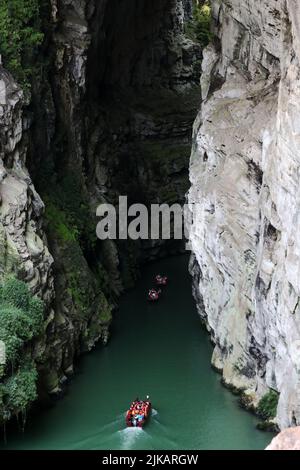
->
0, 0, 202, 420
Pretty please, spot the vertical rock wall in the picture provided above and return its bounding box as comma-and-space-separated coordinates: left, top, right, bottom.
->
188, 0, 300, 428
0, 0, 201, 409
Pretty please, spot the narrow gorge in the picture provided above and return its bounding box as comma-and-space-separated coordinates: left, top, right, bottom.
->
0, 0, 202, 426
0, 0, 300, 451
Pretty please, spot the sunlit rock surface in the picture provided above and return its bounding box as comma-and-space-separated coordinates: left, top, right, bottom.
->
188, 0, 300, 428
266, 427, 300, 450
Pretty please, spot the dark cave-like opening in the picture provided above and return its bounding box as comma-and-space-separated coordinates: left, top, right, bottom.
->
84, 0, 202, 270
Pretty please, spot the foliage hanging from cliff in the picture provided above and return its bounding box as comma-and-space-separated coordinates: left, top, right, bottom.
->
43, 172, 97, 253
0, 276, 44, 363
258, 389, 279, 420
185, 1, 213, 47
0, 0, 44, 91
0, 276, 44, 422
3, 363, 38, 422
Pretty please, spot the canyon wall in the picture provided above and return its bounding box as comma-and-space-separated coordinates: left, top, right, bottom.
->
188, 0, 300, 428
0, 0, 201, 414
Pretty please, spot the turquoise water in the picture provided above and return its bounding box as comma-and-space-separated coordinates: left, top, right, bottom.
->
2, 255, 272, 450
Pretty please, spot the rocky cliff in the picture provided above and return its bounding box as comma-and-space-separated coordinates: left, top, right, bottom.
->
188, 0, 300, 429
266, 426, 300, 450
0, 0, 201, 419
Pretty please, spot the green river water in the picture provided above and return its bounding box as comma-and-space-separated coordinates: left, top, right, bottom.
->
2, 255, 272, 450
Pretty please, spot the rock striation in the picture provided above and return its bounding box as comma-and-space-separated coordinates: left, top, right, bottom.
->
188, 0, 300, 428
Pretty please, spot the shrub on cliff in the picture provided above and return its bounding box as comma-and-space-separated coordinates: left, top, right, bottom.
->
258, 389, 279, 420
0, 276, 43, 337
0, 0, 44, 90
185, 1, 213, 47
4, 363, 38, 422
0, 276, 44, 424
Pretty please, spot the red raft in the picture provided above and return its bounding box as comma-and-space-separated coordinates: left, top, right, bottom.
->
126, 398, 152, 428
148, 288, 161, 302
155, 275, 168, 286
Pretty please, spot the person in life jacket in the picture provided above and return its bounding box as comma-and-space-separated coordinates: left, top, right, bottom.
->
148, 289, 159, 300
155, 274, 168, 285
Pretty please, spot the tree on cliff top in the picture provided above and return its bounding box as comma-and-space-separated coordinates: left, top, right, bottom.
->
0, 0, 44, 92
185, 1, 213, 47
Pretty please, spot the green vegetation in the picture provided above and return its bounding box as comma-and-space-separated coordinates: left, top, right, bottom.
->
44, 194, 96, 316
42, 171, 113, 338
0, 0, 44, 91
185, 1, 213, 47
45, 202, 79, 243
0, 276, 44, 423
258, 389, 279, 420
3, 363, 38, 421
44, 172, 97, 252
0, 276, 43, 365
67, 271, 89, 317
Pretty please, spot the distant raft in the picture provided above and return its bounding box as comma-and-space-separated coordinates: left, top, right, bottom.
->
148, 288, 161, 302
155, 274, 168, 286
126, 398, 152, 428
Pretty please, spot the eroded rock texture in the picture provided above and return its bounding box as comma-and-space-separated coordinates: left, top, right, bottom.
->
0, 69, 53, 300
0, 0, 201, 405
188, 0, 300, 428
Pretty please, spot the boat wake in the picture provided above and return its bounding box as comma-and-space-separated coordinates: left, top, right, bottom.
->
66, 414, 125, 450
118, 427, 144, 450
72, 408, 164, 450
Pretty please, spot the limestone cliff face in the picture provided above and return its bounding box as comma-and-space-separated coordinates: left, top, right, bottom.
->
0, 67, 56, 368
0, 0, 201, 408
188, 0, 300, 428
0, 68, 53, 301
